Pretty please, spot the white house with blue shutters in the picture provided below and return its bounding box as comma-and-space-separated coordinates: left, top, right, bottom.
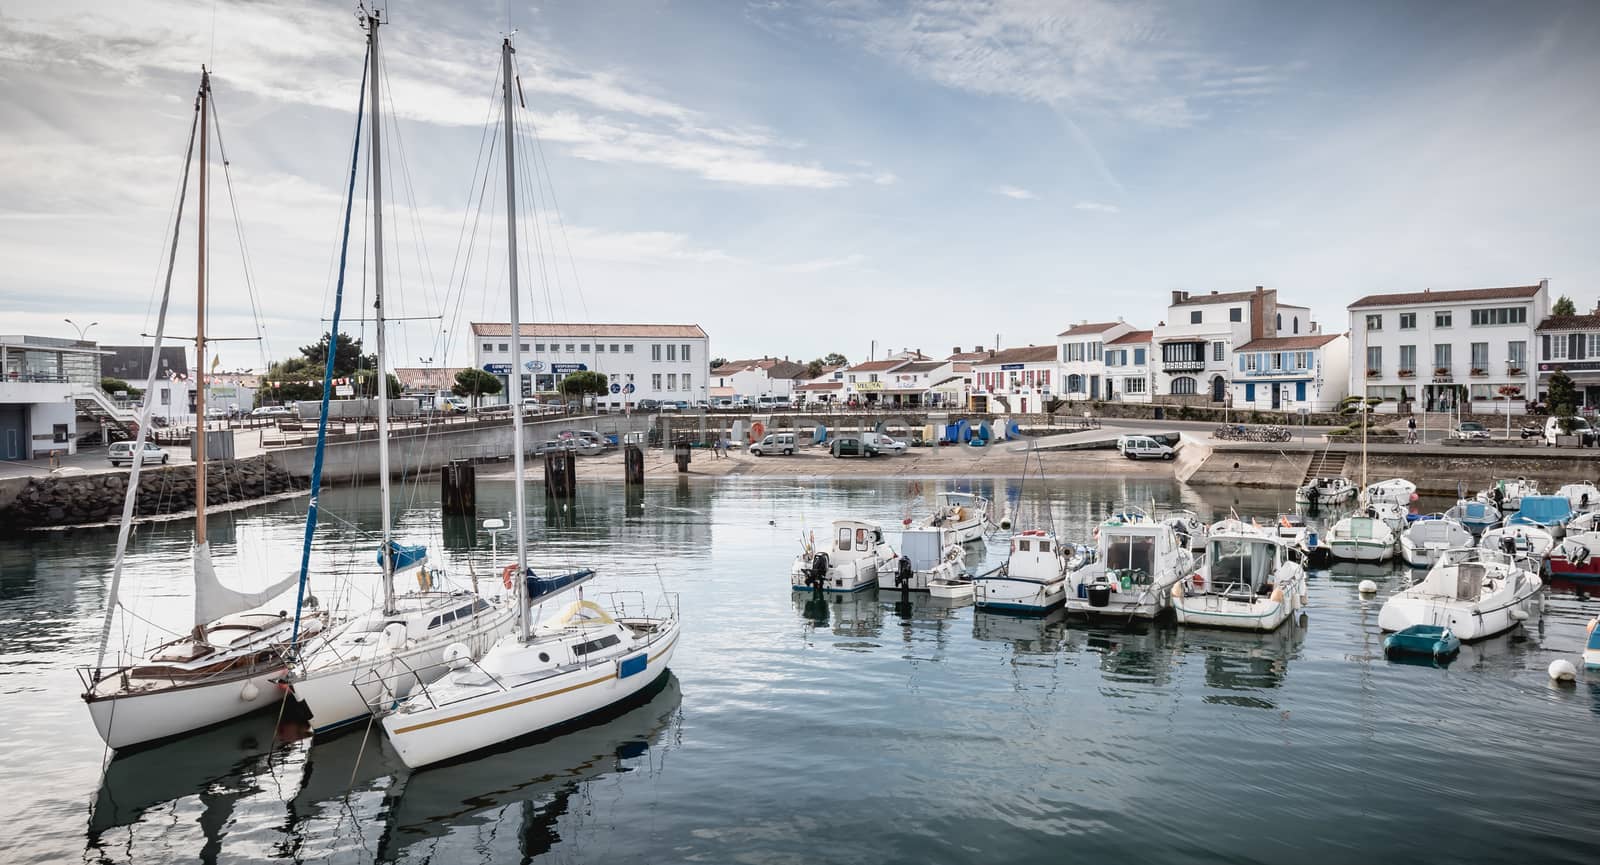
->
1103, 329, 1154, 403
1229, 332, 1350, 413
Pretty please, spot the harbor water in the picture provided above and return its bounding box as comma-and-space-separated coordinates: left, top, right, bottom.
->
3, 476, 1599, 863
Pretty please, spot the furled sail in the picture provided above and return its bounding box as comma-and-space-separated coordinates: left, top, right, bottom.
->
192, 541, 299, 626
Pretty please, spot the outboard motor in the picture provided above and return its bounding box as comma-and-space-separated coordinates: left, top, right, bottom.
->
896, 556, 914, 590
806, 552, 830, 593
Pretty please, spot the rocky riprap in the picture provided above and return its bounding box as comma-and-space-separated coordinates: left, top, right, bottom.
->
0, 456, 299, 531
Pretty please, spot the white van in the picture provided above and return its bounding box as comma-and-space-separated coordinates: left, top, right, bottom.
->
750, 433, 797, 456
1121, 436, 1175, 460
1545, 416, 1595, 446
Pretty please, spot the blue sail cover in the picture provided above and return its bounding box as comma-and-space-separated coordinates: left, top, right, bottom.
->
526, 568, 596, 604
378, 542, 428, 571
1509, 495, 1572, 528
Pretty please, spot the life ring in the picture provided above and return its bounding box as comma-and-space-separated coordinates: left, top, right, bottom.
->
502, 563, 518, 590
751, 421, 765, 441
1191, 572, 1204, 590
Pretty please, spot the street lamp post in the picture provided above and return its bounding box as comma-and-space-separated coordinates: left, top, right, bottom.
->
65, 318, 99, 342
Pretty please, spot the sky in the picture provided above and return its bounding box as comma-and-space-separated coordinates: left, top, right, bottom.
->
2, 0, 1598, 371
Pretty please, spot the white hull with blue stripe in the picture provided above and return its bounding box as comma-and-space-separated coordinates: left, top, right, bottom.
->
975, 529, 1072, 614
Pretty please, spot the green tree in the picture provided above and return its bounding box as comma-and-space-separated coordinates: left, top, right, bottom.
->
100, 377, 143, 399
264, 331, 378, 403
1548, 368, 1579, 434
1552, 295, 1578, 316
559, 370, 611, 401
805, 359, 825, 378
710, 357, 729, 369
452, 368, 502, 407
822, 352, 848, 367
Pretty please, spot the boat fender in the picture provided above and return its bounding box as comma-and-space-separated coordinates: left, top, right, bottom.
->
502, 563, 518, 591
383, 622, 408, 650
1190, 572, 1203, 590
1170, 582, 1184, 599
240, 680, 260, 702
442, 642, 472, 670
1358, 580, 1378, 594
1548, 659, 1577, 683
1511, 608, 1529, 622
1270, 587, 1284, 604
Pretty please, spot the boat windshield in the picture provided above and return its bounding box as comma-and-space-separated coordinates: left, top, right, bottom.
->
1105, 534, 1155, 575
1208, 538, 1275, 590
1346, 518, 1381, 539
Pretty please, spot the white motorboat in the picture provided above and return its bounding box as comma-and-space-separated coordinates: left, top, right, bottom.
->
1506, 495, 1573, 540
1477, 477, 1540, 512
1364, 478, 1417, 506
792, 519, 897, 593
1296, 476, 1355, 506
374, 31, 678, 771
920, 491, 993, 544
887, 527, 966, 592
1400, 517, 1473, 568
1378, 547, 1542, 640
1478, 523, 1554, 565
1369, 501, 1409, 532
974, 529, 1073, 613
928, 576, 975, 600
1272, 513, 1327, 565
1549, 531, 1600, 582
81, 71, 313, 751
1066, 514, 1192, 618
1445, 499, 1501, 535
1556, 482, 1600, 513
1172, 520, 1307, 631
1569, 511, 1600, 535
1328, 514, 1396, 562
1162, 510, 1209, 552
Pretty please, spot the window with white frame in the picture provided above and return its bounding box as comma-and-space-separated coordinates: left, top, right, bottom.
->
565, 343, 575, 352
1365, 314, 1382, 331
1550, 335, 1568, 360
481, 342, 493, 353
1366, 346, 1381, 372
579, 343, 589, 352
1123, 377, 1146, 394
498, 343, 508, 352
651, 344, 662, 362
1433, 344, 1452, 369
1508, 341, 1526, 367
1212, 341, 1225, 362
1091, 342, 1103, 361
1399, 345, 1416, 372
1470, 342, 1488, 369
625, 344, 634, 353
1399, 313, 1416, 329
1470, 307, 1527, 326
1434, 311, 1452, 328
667, 373, 677, 389
1190, 310, 1202, 324
681, 344, 691, 361
683, 374, 691, 391
1244, 353, 1258, 372
534, 343, 545, 352
651, 373, 662, 390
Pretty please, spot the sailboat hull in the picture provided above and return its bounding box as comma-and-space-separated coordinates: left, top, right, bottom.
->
84, 666, 288, 751
381, 624, 679, 770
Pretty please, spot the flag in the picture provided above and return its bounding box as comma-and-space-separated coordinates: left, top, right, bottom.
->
210, 354, 221, 372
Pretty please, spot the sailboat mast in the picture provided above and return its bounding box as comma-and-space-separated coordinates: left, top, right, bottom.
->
368, 13, 396, 615
195, 68, 209, 546
502, 37, 531, 642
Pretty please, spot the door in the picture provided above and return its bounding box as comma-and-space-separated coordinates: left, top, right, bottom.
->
1211, 376, 1225, 402
1271, 385, 1281, 410
1090, 375, 1101, 400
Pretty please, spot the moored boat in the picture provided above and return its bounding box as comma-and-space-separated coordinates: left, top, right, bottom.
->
1549, 532, 1600, 582
792, 519, 897, 593
888, 526, 966, 592
1171, 520, 1307, 631
1445, 499, 1501, 535
1378, 547, 1541, 641
1273, 513, 1327, 566
1556, 482, 1600, 513
1478, 523, 1554, 566
1506, 495, 1573, 540
974, 529, 1073, 614
1382, 624, 1461, 661
1066, 514, 1193, 619
1400, 517, 1473, 568
928, 576, 975, 600
1296, 476, 1355, 507
1328, 513, 1396, 562
1364, 478, 1418, 506
1161, 510, 1209, 552
920, 491, 992, 544
1477, 477, 1540, 512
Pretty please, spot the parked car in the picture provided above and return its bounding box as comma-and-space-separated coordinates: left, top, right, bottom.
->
1121, 435, 1175, 460
1450, 422, 1491, 441
750, 433, 798, 456
251, 405, 294, 418
637, 399, 661, 412
659, 402, 680, 412
109, 441, 168, 466
862, 431, 907, 455
1545, 416, 1597, 446
830, 435, 875, 458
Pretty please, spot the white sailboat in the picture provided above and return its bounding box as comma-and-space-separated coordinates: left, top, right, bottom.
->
81, 70, 312, 751
375, 35, 678, 770
280, 14, 514, 736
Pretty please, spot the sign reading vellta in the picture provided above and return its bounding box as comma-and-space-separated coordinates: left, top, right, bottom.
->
551, 362, 588, 374
483, 363, 512, 375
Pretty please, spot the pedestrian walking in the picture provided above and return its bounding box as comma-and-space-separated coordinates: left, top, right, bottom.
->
1406, 415, 1417, 444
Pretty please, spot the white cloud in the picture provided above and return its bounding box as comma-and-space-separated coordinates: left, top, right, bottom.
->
995, 185, 1037, 200
1074, 200, 1120, 213
781, 254, 867, 273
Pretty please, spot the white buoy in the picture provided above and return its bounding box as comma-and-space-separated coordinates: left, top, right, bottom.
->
1548, 659, 1577, 683
1358, 579, 1378, 594
240, 680, 261, 702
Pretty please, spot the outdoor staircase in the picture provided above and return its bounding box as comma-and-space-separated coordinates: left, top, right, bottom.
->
1302, 450, 1348, 484
73, 387, 139, 444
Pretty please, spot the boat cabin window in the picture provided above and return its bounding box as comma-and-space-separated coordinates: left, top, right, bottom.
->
573, 634, 622, 657
1017, 539, 1031, 552
856, 528, 869, 548
837, 528, 852, 551
1348, 518, 1379, 540
1037, 539, 1051, 553
1208, 538, 1275, 591
428, 610, 456, 630
1107, 535, 1155, 574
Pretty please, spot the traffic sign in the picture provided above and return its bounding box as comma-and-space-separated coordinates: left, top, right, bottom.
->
610, 383, 622, 394
623, 383, 636, 394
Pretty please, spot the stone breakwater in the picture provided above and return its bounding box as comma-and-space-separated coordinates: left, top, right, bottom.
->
0, 456, 299, 531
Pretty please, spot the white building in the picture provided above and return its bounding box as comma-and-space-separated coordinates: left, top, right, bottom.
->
1, 335, 107, 459
1347, 282, 1547, 414
840, 359, 909, 406
969, 346, 1058, 414
1535, 303, 1600, 410
470, 322, 709, 410
1229, 333, 1350, 412
1057, 321, 1134, 401
1103, 329, 1154, 403
875, 359, 965, 408
1153, 287, 1313, 403
710, 358, 808, 402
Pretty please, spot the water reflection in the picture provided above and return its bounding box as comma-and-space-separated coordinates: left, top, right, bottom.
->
792, 589, 884, 639
972, 608, 1068, 654
1182, 617, 1308, 710
1068, 621, 1180, 687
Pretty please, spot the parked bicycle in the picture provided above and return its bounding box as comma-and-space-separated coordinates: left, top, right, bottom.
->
1214, 423, 1291, 442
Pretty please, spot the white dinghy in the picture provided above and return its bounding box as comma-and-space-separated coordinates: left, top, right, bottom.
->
1478, 523, 1554, 565
1556, 482, 1600, 513
1296, 476, 1355, 507
1379, 547, 1542, 640
1364, 478, 1417, 507
792, 519, 897, 593
1400, 518, 1473, 568
1172, 520, 1307, 632
1477, 478, 1540, 512
1162, 510, 1209, 552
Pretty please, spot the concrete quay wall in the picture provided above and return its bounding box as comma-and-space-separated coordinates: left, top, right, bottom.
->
1184, 442, 1598, 496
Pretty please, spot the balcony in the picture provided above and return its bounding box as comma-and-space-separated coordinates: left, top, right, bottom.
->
1161, 358, 1205, 373
1431, 365, 1453, 383
1366, 368, 1381, 379
1398, 368, 1416, 378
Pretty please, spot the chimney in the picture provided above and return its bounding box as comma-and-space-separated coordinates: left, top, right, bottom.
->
953, 346, 962, 355
1211, 290, 1219, 295
975, 344, 984, 353
1171, 290, 1188, 305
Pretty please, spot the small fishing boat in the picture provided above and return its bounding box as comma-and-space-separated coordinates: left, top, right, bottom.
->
1171, 520, 1308, 631
1477, 477, 1540, 512
1296, 476, 1355, 506
792, 519, 897, 593
888, 527, 966, 592
1400, 517, 1473, 568
1328, 513, 1396, 562
1364, 478, 1418, 506
974, 529, 1073, 614
928, 576, 975, 600
1065, 514, 1193, 619
1369, 501, 1409, 532
1162, 510, 1209, 552
1378, 547, 1541, 640
1569, 511, 1600, 535
1477, 523, 1554, 564
1382, 624, 1461, 661
919, 491, 993, 544
1549, 532, 1600, 582
1445, 499, 1501, 535
1507, 495, 1573, 539
1272, 513, 1327, 566
1556, 482, 1600, 513
1586, 616, 1600, 670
